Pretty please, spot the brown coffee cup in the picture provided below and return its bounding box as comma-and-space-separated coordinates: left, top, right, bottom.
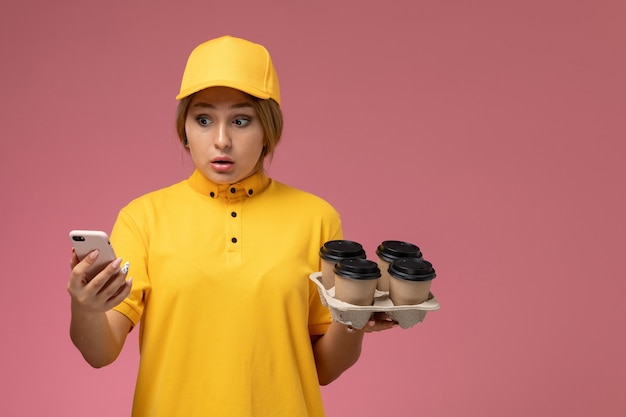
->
388, 258, 435, 305
376, 240, 423, 292
319, 240, 366, 289
333, 258, 381, 306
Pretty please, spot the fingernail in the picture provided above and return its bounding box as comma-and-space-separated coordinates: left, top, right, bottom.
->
111, 258, 122, 269
88, 250, 99, 259
121, 262, 130, 274
368, 320, 375, 327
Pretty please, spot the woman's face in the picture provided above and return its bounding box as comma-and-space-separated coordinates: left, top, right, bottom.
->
185, 87, 265, 185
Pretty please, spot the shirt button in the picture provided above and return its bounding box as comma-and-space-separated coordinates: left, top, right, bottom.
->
210, 192, 215, 198
231, 237, 237, 243
231, 212, 237, 217
230, 187, 236, 193
248, 189, 254, 195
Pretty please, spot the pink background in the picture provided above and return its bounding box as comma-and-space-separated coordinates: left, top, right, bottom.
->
1, 0, 624, 415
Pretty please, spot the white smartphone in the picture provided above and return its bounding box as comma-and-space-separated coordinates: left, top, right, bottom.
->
69, 230, 118, 280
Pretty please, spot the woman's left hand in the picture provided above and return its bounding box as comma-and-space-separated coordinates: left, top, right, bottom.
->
348, 312, 398, 333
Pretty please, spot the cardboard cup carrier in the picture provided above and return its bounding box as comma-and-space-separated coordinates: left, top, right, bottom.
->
312, 240, 440, 330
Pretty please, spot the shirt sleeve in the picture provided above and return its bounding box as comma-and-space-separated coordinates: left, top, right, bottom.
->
110, 204, 151, 327
308, 209, 343, 335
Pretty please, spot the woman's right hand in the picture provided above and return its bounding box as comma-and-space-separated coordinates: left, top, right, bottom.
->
67, 248, 133, 367
67, 249, 132, 315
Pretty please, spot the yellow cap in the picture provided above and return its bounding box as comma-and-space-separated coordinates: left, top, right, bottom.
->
176, 36, 281, 105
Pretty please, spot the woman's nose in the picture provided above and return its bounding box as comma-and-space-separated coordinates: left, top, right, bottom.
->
214, 123, 231, 149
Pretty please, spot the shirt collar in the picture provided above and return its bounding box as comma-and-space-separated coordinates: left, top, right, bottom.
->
187, 169, 270, 200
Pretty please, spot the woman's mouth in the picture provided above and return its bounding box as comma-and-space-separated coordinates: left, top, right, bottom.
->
211, 157, 234, 172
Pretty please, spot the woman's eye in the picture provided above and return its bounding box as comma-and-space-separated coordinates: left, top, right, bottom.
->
233, 117, 250, 127
196, 117, 210, 126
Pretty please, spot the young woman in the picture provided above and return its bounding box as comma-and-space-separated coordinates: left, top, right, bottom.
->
67, 35, 395, 416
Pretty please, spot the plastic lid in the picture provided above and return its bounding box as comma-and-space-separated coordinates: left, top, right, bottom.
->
334, 258, 381, 280
388, 258, 436, 281
320, 240, 366, 262
376, 240, 422, 262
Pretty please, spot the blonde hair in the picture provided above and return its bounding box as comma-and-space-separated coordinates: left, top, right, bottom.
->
175, 92, 283, 166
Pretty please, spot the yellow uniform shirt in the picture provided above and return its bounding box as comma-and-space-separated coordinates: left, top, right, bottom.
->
111, 169, 342, 417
